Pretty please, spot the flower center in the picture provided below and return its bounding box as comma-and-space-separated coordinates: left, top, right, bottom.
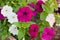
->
33, 28, 36, 32
23, 12, 27, 15
40, 5, 42, 8
47, 32, 50, 35
12, 16, 15, 18
6, 10, 8, 12
14, 27, 16, 29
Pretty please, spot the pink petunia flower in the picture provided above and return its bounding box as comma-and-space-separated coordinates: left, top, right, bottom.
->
17, 6, 33, 22
29, 24, 39, 38
41, 27, 55, 40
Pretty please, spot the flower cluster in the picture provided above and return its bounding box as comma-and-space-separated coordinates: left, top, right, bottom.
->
0, 0, 58, 40
1, 5, 18, 35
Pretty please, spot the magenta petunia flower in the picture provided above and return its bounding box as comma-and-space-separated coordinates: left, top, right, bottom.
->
41, 27, 55, 40
17, 6, 33, 22
36, 1, 43, 13
29, 24, 39, 38
0, 7, 4, 20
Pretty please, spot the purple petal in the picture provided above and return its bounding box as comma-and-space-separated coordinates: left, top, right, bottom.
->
0, 7, 5, 20
28, 2, 35, 8
33, 11, 37, 16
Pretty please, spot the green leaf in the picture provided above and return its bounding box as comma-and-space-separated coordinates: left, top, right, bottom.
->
39, 26, 44, 32
40, 12, 48, 20
24, 22, 35, 28
42, 20, 50, 27
54, 0, 58, 10
28, 0, 36, 3
1, 3, 5, 6
21, 0, 27, 6
2, 35, 7, 40
39, 23, 45, 36
0, 21, 11, 39
0, 21, 1, 26
18, 28, 25, 40
42, 0, 58, 13
55, 14, 60, 24
14, 22, 35, 29
14, 22, 22, 28
49, 0, 58, 11
1, 32, 10, 40
42, 3, 52, 13
48, 0, 58, 10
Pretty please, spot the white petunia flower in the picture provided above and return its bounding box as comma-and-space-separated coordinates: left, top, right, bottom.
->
9, 25, 18, 35
46, 14, 55, 27
1, 5, 13, 17
7, 12, 18, 23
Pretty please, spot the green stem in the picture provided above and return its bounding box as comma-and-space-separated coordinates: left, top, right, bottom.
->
0, 20, 1, 26
3, 18, 7, 26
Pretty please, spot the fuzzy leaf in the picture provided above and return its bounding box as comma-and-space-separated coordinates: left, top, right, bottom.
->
18, 28, 25, 40
14, 22, 35, 29
55, 14, 60, 24
14, 22, 22, 28
42, 20, 50, 27
40, 12, 48, 20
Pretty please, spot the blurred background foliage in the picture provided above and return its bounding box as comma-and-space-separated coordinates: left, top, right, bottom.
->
0, 0, 36, 12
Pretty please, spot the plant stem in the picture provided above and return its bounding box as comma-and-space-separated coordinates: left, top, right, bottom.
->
0, 20, 1, 26
3, 18, 7, 26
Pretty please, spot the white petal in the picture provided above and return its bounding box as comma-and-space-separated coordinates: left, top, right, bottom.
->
7, 12, 17, 19
9, 25, 18, 35
7, 12, 18, 23
8, 18, 18, 23
1, 5, 13, 17
46, 14, 55, 27
22, 37, 25, 40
